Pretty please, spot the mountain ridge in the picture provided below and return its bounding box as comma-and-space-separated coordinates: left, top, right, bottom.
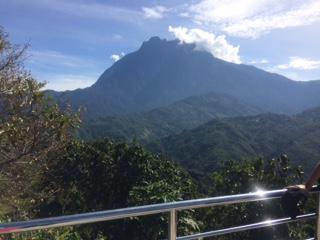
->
51, 36, 320, 119
149, 106, 320, 174
79, 92, 262, 142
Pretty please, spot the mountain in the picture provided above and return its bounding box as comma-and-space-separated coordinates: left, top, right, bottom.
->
79, 92, 262, 142
52, 36, 320, 119
149, 107, 320, 175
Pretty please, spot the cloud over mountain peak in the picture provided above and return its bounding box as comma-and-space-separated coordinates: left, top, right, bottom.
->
169, 26, 241, 63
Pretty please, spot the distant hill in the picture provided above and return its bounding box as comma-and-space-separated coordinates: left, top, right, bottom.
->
79, 92, 262, 142
150, 107, 320, 174
51, 37, 320, 119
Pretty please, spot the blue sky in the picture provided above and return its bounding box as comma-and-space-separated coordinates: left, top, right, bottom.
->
1, 0, 320, 90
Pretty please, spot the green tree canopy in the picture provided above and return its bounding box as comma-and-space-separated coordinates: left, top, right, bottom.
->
32, 139, 198, 240
199, 155, 314, 240
0, 26, 79, 215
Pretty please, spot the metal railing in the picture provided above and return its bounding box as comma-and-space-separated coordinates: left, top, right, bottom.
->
0, 188, 319, 239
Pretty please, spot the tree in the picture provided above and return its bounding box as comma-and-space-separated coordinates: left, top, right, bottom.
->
199, 155, 314, 240
32, 139, 198, 240
0, 26, 79, 215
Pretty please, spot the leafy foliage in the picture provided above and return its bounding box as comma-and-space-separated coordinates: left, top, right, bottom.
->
30, 140, 198, 240
0, 27, 79, 216
197, 155, 315, 240
1, 27, 319, 240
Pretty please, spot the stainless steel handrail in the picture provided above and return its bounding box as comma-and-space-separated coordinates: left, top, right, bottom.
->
0, 188, 317, 239
178, 213, 316, 240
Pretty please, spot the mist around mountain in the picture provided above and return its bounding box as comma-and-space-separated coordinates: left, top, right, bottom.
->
149, 107, 320, 175
52, 37, 320, 120
79, 92, 262, 142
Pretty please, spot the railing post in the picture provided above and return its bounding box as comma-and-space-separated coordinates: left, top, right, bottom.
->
317, 192, 320, 240
168, 210, 177, 240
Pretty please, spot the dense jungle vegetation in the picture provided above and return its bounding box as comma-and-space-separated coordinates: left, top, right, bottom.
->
0, 27, 318, 240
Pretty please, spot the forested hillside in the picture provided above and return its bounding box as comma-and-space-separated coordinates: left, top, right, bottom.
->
79, 93, 261, 142
1, 23, 320, 240
150, 107, 320, 174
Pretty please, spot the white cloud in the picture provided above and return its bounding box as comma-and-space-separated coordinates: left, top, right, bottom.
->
179, 12, 189, 17
277, 56, 320, 70
187, 0, 320, 38
28, 50, 92, 68
111, 55, 121, 62
111, 52, 125, 62
142, 5, 169, 19
168, 26, 241, 63
112, 34, 123, 40
190, 0, 274, 24
41, 74, 97, 91
26, 50, 105, 91
248, 59, 269, 64
13, 0, 142, 23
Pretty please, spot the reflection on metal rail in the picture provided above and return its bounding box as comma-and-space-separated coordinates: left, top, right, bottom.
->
0, 188, 319, 239
177, 213, 316, 240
